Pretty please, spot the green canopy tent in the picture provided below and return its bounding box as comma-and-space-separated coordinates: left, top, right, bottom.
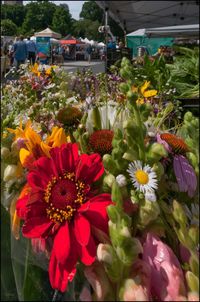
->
126, 24, 199, 57
126, 28, 173, 57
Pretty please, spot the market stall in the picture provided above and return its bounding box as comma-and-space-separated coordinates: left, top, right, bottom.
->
34, 28, 61, 63
60, 36, 86, 60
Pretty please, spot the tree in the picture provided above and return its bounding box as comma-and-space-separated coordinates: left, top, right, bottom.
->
1, 4, 26, 27
72, 19, 101, 41
52, 5, 72, 37
22, 1, 57, 35
80, 1, 103, 22
78, 0, 124, 40
1, 19, 18, 36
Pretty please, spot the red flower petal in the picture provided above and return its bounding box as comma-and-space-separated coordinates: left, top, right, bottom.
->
16, 195, 29, 219
49, 147, 62, 176
74, 215, 91, 246
78, 235, 96, 265
22, 217, 53, 238
33, 157, 53, 183
26, 202, 47, 219
59, 143, 79, 173
53, 223, 70, 264
79, 194, 111, 233
75, 153, 104, 184
49, 250, 69, 292
28, 172, 46, 191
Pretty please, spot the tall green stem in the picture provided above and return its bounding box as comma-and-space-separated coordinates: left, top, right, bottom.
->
132, 104, 146, 162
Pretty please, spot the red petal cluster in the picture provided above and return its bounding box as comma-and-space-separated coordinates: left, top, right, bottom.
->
89, 130, 114, 156
160, 133, 189, 154
16, 143, 112, 293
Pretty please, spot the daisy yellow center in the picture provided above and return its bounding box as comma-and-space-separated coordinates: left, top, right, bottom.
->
44, 172, 86, 223
135, 170, 149, 184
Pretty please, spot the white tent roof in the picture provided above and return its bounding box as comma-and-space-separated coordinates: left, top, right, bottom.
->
96, 1, 199, 33
34, 27, 61, 39
126, 29, 146, 36
127, 24, 199, 38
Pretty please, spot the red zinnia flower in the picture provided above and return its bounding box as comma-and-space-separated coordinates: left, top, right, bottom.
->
16, 143, 112, 292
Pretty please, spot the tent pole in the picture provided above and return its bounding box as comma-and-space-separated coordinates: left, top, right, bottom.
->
105, 7, 108, 72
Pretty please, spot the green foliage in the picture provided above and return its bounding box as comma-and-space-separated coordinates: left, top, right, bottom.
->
72, 19, 101, 41
21, 1, 57, 35
80, 0, 103, 22
1, 4, 26, 27
167, 46, 199, 98
78, 0, 124, 40
1, 205, 18, 301
52, 6, 72, 37
1, 19, 18, 36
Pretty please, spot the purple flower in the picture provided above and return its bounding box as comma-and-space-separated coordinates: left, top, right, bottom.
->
173, 155, 197, 197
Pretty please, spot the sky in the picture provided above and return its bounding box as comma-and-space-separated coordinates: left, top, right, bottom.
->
23, 1, 86, 20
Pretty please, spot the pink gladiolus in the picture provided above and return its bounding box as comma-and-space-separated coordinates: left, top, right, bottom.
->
143, 233, 186, 301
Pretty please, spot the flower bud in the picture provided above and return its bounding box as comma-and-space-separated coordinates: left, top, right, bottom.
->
91, 107, 102, 130
103, 154, 118, 174
119, 82, 129, 94
107, 205, 120, 223
126, 91, 138, 102
187, 292, 199, 301
120, 226, 131, 238
152, 162, 164, 180
103, 174, 115, 188
119, 279, 149, 301
111, 181, 123, 206
116, 174, 127, 187
186, 271, 199, 293
173, 200, 187, 227
138, 200, 160, 228
97, 243, 113, 265
3, 165, 18, 182
145, 191, 157, 202
147, 143, 168, 161
1, 147, 10, 159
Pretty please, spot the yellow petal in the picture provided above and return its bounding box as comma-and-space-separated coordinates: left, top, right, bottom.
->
25, 128, 42, 151
131, 85, 138, 93
12, 211, 21, 240
46, 127, 67, 147
136, 98, 145, 105
143, 90, 157, 98
19, 148, 30, 166
40, 142, 51, 157
10, 194, 21, 240
140, 81, 150, 95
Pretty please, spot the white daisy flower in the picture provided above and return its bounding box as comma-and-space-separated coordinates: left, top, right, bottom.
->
127, 161, 158, 194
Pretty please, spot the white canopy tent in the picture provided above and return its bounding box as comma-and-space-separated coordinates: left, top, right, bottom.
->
30, 36, 60, 44
34, 27, 61, 39
96, 1, 199, 33
127, 24, 199, 38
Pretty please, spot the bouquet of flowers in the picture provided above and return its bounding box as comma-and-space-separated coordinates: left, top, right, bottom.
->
1, 57, 199, 301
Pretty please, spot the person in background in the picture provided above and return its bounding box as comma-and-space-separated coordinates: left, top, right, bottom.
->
86, 44, 92, 64
26, 37, 37, 65
13, 35, 27, 69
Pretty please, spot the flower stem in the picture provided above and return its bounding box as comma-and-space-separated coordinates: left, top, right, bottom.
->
132, 104, 146, 162
52, 289, 63, 301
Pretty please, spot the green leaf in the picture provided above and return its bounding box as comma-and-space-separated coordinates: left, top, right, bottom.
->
1, 205, 18, 301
